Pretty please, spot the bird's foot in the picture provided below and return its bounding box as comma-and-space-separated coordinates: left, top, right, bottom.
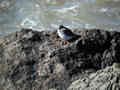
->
62, 41, 69, 47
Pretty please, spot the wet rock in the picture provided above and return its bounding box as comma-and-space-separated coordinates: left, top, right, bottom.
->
0, 28, 120, 90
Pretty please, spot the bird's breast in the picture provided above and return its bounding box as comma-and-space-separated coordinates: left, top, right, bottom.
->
57, 30, 72, 40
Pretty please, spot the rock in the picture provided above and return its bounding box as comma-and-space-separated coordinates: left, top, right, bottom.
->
112, 63, 120, 72
0, 28, 120, 90
68, 63, 120, 90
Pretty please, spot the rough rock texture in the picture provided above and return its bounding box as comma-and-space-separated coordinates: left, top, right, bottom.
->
68, 63, 120, 90
0, 28, 120, 90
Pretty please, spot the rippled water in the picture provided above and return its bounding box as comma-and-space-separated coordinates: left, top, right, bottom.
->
1, 0, 120, 36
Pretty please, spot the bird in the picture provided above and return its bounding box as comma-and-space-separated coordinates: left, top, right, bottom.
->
57, 25, 80, 42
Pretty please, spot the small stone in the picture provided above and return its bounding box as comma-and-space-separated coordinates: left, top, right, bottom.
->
112, 63, 120, 72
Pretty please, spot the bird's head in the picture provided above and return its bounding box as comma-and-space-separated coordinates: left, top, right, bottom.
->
58, 25, 67, 32
59, 25, 65, 29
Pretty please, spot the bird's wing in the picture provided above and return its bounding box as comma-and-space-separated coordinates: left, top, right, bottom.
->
63, 29, 74, 36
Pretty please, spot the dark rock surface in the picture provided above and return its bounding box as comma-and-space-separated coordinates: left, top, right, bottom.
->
0, 28, 120, 90
68, 63, 120, 90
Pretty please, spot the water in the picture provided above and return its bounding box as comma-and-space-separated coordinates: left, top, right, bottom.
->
1, 0, 120, 37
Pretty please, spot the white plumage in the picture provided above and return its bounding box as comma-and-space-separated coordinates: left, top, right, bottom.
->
57, 28, 73, 40
57, 25, 79, 41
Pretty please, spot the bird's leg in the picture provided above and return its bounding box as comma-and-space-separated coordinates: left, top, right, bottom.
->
62, 40, 69, 47
64, 41, 67, 45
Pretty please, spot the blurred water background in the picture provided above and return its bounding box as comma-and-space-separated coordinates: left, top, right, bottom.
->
1, 0, 120, 37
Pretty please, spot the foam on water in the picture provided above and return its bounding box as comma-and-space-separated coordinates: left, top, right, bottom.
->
1, 0, 120, 36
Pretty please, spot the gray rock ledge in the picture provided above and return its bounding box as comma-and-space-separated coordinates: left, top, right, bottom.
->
0, 28, 120, 90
